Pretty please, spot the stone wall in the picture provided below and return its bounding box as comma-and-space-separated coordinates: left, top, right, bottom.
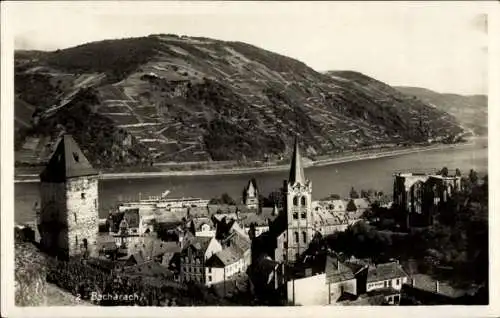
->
65, 176, 99, 256
39, 182, 67, 253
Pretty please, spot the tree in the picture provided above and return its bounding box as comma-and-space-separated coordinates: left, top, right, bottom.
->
440, 166, 449, 177
469, 169, 478, 185
221, 193, 236, 205
349, 187, 359, 199
268, 190, 284, 208
346, 199, 357, 212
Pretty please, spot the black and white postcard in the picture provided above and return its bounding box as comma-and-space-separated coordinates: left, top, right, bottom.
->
1, 1, 499, 317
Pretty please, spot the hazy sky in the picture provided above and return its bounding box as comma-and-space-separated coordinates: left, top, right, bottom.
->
6, 1, 490, 95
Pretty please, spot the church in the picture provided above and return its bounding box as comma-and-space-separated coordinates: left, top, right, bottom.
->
252, 137, 315, 265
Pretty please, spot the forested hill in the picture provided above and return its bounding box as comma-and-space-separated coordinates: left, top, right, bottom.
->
15, 34, 463, 169
395, 86, 487, 136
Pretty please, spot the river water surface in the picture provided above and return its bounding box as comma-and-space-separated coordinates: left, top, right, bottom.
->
14, 137, 488, 223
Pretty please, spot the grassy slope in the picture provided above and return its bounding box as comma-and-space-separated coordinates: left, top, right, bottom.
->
15, 241, 91, 306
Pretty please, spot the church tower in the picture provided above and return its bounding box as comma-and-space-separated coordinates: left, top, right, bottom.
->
243, 179, 259, 210
38, 135, 99, 259
282, 138, 313, 263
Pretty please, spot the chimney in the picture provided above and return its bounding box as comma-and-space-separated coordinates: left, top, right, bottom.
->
435, 280, 440, 293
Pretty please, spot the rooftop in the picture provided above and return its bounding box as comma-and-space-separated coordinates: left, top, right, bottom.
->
325, 256, 356, 284
205, 246, 241, 267
40, 134, 98, 182
367, 262, 408, 283
187, 236, 213, 252
409, 274, 473, 298
123, 209, 140, 228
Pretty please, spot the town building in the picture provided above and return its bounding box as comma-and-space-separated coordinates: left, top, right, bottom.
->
188, 217, 216, 237
251, 138, 369, 269
365, 262, 408, 292
180, 236, 222, 284
205, 246, 246, 286
286, 256, 357, 305
242, 179, 259, 209
38, 134, 99, 259
400, 273, 482, 305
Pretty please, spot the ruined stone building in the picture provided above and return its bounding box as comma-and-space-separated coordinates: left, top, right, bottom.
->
38, 135, 99, 258
393, 172, 463, 225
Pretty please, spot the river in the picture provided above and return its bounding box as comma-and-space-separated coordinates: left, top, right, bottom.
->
14, 137, 488, 223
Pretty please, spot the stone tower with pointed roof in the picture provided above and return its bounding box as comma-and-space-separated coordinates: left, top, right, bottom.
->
281, 137, 313, 263
243, 179, 259, 209
38, 135, 99, 258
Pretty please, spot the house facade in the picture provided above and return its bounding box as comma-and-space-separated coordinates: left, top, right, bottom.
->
286, 256, 357, 305
205, 245, 247, 286
180, 236, 222, 284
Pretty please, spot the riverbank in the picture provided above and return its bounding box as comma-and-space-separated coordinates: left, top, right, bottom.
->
14, 141, 478, 183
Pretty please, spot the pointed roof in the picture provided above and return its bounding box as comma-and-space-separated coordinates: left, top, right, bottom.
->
272, 204, 278, 216
40, 135, 97, 182
246, 179, 256, 196
288, 137, 305, 185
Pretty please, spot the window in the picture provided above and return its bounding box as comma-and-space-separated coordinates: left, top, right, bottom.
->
208, 268, 212, 273
394, 295, 400, 303
293, 212, 298, 219
83, 238, 88, 249
94, 199, 97, 209
301, 212, 306, 219
81, 192, 86, 199
384, 281, 388, 288
389, 279, 393, 287
302, 231, 307, 243
396, 279, 400, 285
73, 152, 80, 162
75, 235, 78, 247
301, 197, 306, 206
294, 232, 299, 243
74, 213, 77, 223
293, 196, 298, 206
208, 276, 212, 282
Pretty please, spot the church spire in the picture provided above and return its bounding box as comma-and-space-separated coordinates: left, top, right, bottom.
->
288, 137, 305, 185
